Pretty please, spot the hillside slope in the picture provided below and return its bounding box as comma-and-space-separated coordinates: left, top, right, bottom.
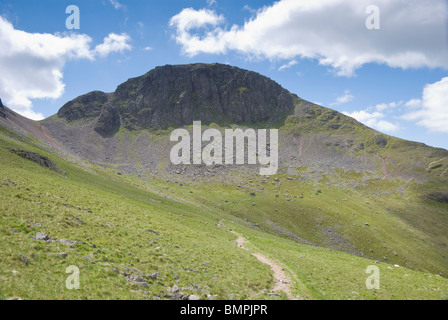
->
0, 122, 447, 300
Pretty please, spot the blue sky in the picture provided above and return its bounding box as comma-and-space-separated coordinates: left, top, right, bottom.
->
0, 0, 447, 149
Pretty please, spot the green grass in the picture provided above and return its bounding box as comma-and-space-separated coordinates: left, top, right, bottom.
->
0, 124, 447, 300
145, 171, 448, 275
233, 223, 447, 300
0, 128, 273, 300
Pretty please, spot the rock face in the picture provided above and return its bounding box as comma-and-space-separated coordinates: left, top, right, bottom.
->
94, 106, 121, 137
10, 148, 64, 174
57, 64, 296, 136
58, 91, 109, 122
0, 99, 6, 118
423, 192, 448, 203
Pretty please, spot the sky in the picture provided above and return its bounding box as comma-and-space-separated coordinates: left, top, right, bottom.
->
0, 0, 447, 149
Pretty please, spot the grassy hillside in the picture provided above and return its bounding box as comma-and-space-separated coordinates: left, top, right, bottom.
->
0, 124, 447, 300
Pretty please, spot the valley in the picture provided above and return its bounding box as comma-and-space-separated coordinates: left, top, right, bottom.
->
0, 64, 447, 300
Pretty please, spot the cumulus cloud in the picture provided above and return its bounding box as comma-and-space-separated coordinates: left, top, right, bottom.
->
94, 33, 132, 57
170, 0, 448, 76
169, 8, 226, 56
0, 17, 131, 120
345, 77, 448, 134
170, 8, 224, 33
402, 77, 448, 133
331, 90, 354, 106
343, 110, 400, 133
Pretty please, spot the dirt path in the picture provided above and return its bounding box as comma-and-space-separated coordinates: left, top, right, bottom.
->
232, 231, 300, 300
377, 154, 389, 180
142, 184, 204, 209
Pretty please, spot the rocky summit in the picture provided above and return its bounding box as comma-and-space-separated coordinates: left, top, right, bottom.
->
57, 63, 296, 136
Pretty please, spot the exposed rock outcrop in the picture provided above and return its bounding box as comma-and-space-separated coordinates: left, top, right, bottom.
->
58, 64, 296, 135
423, 192, 448, 203
94, 106, 121, 137
58, 91, 108, 122
10, 148, 64, 174
0, 99, 6, 118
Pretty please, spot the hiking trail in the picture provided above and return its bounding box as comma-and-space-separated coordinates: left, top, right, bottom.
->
231, 231, 302, 300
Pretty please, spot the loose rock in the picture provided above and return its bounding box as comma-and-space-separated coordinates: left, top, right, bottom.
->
20, 254, 29, 265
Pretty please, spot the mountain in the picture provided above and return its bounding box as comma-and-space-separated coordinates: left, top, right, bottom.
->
40, 63, 448, 183
57, 63, 295, 135
1, 63, 447, 300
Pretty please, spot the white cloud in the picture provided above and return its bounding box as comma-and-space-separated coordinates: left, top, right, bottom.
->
170, 8, 224, 33
278, 60, 297, 71
402, 77, 448, 133
404, 98, 422, 109
374, 101, 403, 111
144, 46, 153, 51
94, 33, 132, 57
374, 120, 401, 133
374, 103, 388, 112
18, 109, 45, 121
0, 16, 131, 120
343, 110, 400, 133
331, 90, 354, 106
342, 77, 448, 135
109, 0, 123, 10
207, 0, 217, 6
170, 0, 448, 76
243, 5, 257, 15
169, 8, 226, 56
